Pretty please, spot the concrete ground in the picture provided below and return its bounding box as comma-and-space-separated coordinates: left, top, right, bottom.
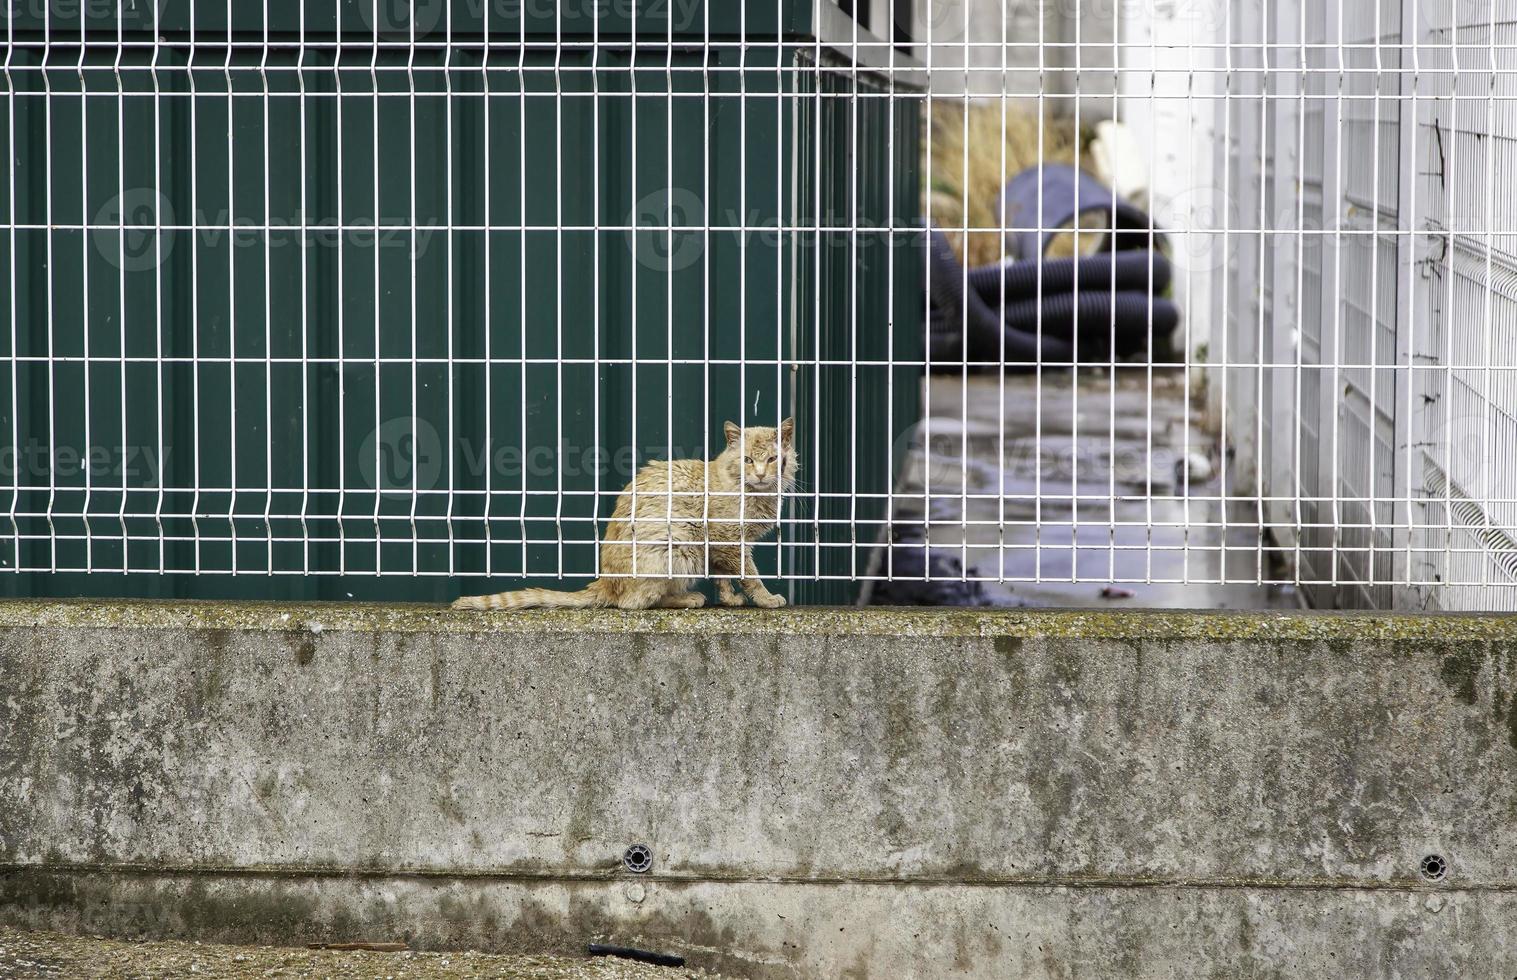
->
878, 367, 1299, 609
0, 927, 720, 980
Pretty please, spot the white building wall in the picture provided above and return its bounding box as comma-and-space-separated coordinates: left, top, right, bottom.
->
913, 0, 1116, 114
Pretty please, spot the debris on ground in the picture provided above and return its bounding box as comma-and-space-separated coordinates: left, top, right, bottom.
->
867, 525, 1003, 607
0, 926, 727, 980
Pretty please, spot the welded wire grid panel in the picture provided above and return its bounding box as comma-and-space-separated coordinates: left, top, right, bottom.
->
0, 0, 1513, 610
1213, 0, 1517, 611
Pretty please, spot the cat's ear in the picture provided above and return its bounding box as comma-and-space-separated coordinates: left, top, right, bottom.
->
723, 420, 742, 446
780, 417, 794, 441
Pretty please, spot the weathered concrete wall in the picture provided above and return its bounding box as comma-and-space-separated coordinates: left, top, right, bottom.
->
3, 602, 1516, 977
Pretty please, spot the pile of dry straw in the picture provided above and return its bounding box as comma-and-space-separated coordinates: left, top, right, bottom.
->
923, 100, 1094, 268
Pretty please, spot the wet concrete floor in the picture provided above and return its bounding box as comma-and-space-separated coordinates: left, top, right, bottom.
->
870, 368, 1299, 610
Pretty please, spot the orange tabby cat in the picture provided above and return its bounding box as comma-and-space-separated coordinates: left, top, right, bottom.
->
452, 419, 796, 610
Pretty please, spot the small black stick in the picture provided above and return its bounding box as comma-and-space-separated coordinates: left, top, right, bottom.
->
587, 943, 686, 968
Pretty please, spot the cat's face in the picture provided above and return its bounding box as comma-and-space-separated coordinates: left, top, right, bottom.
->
724, 419, 797, 491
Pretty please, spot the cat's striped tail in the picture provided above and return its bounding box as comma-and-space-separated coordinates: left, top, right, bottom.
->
451, 583, 608, 610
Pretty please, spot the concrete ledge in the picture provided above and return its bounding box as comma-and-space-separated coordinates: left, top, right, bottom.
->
2, 596, 1515, 639
4, 602, 1517, 976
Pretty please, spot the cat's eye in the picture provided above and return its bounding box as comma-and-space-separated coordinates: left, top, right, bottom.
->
767, 456, 776, 463
745, 457, 752, 463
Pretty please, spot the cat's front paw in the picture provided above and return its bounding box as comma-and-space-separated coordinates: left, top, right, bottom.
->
752, 592, 787, 609
718, 591, 747, 607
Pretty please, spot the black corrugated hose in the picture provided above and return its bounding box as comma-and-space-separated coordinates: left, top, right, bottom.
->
966, 250, 1172, 302
928, 231, 1180, 370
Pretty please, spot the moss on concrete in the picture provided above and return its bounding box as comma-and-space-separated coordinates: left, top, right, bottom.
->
0, 597, 1512, 644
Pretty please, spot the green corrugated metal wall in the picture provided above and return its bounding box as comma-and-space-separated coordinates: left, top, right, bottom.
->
0, 2, 921, 604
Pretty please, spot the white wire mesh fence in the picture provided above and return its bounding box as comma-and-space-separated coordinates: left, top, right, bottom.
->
1205, 0, 1517, 611
0, 0, 1512, 610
